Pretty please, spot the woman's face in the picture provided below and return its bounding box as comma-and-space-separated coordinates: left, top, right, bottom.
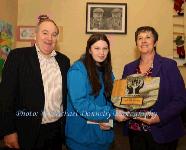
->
136, 31, 157, 55
89, 40, 109, 64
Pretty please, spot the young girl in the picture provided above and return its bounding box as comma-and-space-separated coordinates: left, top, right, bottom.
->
65, 33, 124, 150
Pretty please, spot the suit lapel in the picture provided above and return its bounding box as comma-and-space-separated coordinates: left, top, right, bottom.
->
55, 53, 64, 79
29, 46, 44, 91
152, 53, 162, 77
55, 52, 66, 90
129, 58, 140, 75
55, 53, 66, 105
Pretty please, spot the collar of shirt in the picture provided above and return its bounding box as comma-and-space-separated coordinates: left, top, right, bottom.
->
35, 44, 57, 59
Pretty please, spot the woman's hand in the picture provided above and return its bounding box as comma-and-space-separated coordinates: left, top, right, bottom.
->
99, 122, 111, 130
115, 108, 130, 122
135, 112, 160, 125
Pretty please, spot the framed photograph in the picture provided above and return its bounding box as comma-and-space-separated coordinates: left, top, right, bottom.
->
86, 3, 127, 34
17, 26, 36, 41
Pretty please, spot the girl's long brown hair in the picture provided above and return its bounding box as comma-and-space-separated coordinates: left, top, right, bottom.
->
81, 33, 113, 99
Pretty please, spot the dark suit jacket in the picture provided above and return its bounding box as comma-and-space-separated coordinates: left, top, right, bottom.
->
0, 46, 70, 148
122, 53, 186, 143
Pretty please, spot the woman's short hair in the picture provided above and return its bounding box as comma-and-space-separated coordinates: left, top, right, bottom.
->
135, 26, 158, 44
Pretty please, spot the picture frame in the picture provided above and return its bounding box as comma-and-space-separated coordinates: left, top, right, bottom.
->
17, 26, 36, 41
86, 3, 127, 34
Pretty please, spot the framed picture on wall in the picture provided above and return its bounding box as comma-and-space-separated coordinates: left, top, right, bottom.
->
16, 26, 36, 41
86, 3, 127, 34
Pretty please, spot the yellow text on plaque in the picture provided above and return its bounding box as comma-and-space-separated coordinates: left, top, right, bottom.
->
121, 97, 143, 105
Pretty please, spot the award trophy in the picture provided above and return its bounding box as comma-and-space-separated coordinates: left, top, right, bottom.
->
111, 74, 160, 118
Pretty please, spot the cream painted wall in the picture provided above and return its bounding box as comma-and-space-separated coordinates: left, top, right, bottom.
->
0, 0, 18, 47
17, 0, 186, 84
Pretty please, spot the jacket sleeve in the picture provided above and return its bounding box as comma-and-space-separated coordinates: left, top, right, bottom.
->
157, 61, 186, 125
67, 68, 116, 121
0, 51, 19, 136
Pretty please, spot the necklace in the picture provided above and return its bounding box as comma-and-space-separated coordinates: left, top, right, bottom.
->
139, 60, 153, 75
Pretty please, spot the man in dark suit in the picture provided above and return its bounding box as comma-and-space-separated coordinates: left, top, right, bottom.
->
0, 15, 70, 150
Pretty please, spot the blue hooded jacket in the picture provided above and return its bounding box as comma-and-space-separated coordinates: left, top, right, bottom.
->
65, 60, 115, 146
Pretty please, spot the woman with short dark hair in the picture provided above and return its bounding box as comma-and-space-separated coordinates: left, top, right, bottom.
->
122, 26, 186, 150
